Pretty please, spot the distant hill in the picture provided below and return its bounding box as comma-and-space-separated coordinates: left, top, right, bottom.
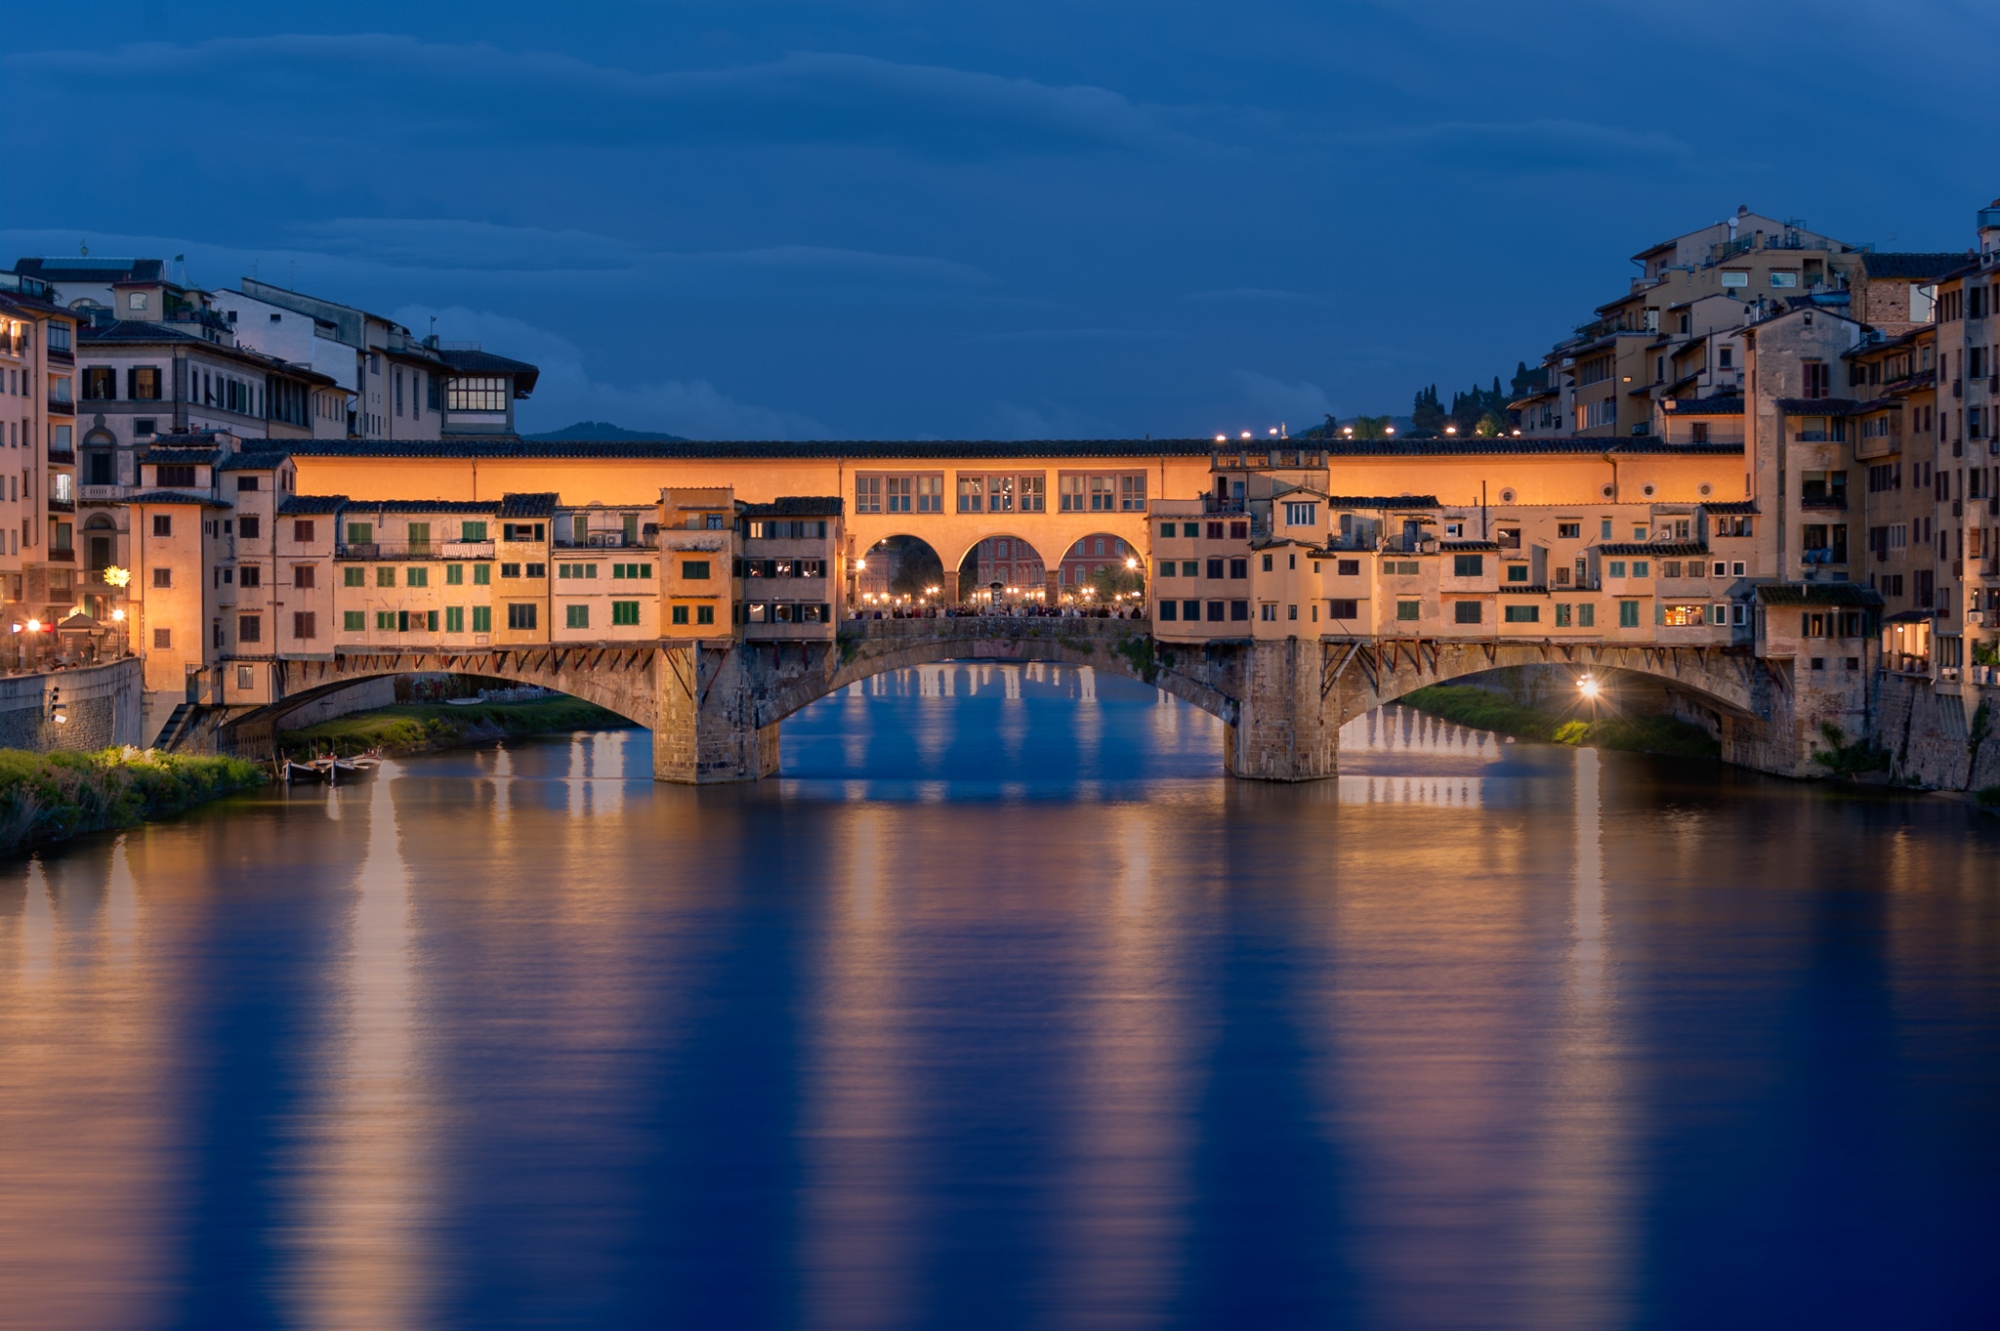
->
524, 420, 689, 442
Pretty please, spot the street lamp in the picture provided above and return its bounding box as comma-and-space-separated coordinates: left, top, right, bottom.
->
1577, 673, 1601, 700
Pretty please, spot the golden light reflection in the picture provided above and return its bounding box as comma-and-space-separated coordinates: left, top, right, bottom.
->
798, 806, 918, 1328
282, 766, 435, 1330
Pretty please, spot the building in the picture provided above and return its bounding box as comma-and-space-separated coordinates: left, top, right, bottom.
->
0, 272, 83, 635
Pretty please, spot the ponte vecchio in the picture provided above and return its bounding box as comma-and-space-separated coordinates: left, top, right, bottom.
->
124, 432, 1874, 781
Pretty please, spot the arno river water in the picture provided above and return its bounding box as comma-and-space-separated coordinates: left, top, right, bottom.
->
4, 665, 1997, 1329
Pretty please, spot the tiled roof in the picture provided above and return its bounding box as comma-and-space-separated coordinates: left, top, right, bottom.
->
1496, 584, 1550, 595
215, 452, 284, 470
1860, 252, 1972, 281
1440, 540, 1500, 552
1662, 396, 1745, 415
277, 495, 350, 515
271, 436, 1746, 462
1600, 541, 1706, 556
139, 447, 220, 464
335, 499, 503, 514
125, 489, 230, 507
13, 257, 167, 284
1325, 494, 1440, 508
741, 496, 844, 517
498, 492, 558, 518
80, 321, 338, 382
438, 348, 540, 395
1703, 500, 1757, 514
1755, 582, 1885, 607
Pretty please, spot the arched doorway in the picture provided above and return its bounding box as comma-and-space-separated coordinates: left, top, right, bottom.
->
855, 535, 949, 612
1055, 532, 1144, 609
957, 535, 1049, 606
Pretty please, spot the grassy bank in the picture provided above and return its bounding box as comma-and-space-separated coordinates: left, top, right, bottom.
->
279, 696, 629, 758
1399, 685, 1721, 760
0, 748, 267, 855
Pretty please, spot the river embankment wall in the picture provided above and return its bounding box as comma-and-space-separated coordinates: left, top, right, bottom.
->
0, 660, 143, 752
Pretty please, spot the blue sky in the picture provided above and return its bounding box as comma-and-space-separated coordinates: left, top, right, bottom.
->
5, 1, 1995, 439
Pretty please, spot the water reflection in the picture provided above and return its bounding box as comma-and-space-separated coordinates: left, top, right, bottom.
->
0, 674, 1996, 1328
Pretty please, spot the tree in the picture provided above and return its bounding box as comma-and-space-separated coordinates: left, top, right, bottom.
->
1411, 384, 1446, 433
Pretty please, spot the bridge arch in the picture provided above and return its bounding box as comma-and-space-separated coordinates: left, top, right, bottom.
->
218, 645, 666, 757
957, 532, 1050, 604
854, 534, 949, 610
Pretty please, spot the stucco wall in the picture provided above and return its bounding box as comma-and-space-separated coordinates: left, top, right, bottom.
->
0, 659, 144, 752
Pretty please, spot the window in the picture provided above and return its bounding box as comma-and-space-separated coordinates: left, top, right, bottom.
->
1804, 360, 1830, 399
1230, 600, 1249, 620
1506, 565, 1528, 583
1285, 502, 1317, 527
1452, 554, 1484, 576
406, 566, 428, 587
157, 465, 196, 487
238, 614, 261, 643
1631, 560, 1649, 578
1618, 600, 1641, 628
342, 567, 364, 587
238, 565, 261, 588
406, 521, 430, 552
472, 606, 492, 633
1058, 472, 1145, 512
557, 562, 598, 580
856, 476, 882, 513
130, 367, 161, 400
1555, 603, 1572, 627
613, 562, 653, 579
1206, 602, 1225, 621
292, 612, 317, 640
1329, 598, 1358, 619
445, 607, 465, 633
1159, 601, 1178, 621
343, 611, 364, 632
1771, 271, 1799, 289
151, 514, 173, 537
501, 563, 521, 578
456, 520, 487, 542
153, 628, 171, 649
473, 564, 491, 585
501, 523, 544, 542
1228, 558, 1248, 579
83, 368, 116, 399
1557, 522, 1581, 539
525, 563, 546, 578
507, 603, 537, 630
376, 611, 396, 631
1608, 561, 1626, 578
376, 567, 396, 588
1451, 601, 1481, 624
1260, 603, 1277, 621
1579, 603, 1595, 627
1504, 605, 1539, 623
346, 522, 373, 545
446, 377, 508, 411
612, 601, 640, 626
1261, 554, 1273, 572
1397, 600, 1421, 621
671, 605, 689, 625
566, 604, 590, 629
682, 560, 711, 580
151, 567, 171, 588
446, 564, 463, 585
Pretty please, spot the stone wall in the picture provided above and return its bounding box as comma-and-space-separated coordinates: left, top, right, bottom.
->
274, 677, 399, 730
1879, 672, 1999, 790
0, 659, 144, 753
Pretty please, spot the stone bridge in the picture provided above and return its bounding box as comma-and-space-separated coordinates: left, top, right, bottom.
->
214, 616, 1806, 780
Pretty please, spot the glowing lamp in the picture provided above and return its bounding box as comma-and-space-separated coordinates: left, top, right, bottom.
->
26, 619, 40, 633
111, 608, 125, 622
1578, 675, 1601, 699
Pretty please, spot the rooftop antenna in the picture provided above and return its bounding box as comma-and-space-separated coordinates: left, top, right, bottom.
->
79, 239, 89, 257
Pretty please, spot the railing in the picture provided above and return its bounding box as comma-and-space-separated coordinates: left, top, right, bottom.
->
46, 395, 74, 415
47, 548, 74, 562
553, 534, 658, 550
1799, 495, 1848, 510
47, 449, 74, 466
335, 539, 496, 560
46, 499, 74, 513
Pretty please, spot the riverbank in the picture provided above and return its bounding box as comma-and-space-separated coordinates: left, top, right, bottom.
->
1399, 684, 1721, 759
0, 748, 267, 856
278, 696, 629, 758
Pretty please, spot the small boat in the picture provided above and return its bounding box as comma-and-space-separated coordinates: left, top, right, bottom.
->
281, 759, 321, 785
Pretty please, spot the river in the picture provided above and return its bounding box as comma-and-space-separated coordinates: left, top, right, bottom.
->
2, 664, 1996, 1329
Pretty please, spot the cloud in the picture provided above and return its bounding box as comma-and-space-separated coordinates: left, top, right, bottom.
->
393, 305, 828, 440
1343, 118, 1697, 173
1232, 371, 1334, 428
4, 38, 1183, 159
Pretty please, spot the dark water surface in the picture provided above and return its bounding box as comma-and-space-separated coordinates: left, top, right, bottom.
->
4, 663, 1997, 1329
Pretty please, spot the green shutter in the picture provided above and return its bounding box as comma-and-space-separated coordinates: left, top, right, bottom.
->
472, 606, 491, 633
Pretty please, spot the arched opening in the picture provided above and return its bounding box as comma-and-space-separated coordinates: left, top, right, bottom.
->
854, 535, 948, 612
81, 429, 117, 488
956, 535, 1049, 607
1054, 532, 1145, 609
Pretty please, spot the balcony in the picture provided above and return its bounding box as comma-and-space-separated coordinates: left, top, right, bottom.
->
46, 498, 74, 514
47, 449, 74, 467
337, 539, 495, 560
1799, 495, 1849, 511
46, 395, 74, 416
47, 548, 75, 562
553, 534, 658, 551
